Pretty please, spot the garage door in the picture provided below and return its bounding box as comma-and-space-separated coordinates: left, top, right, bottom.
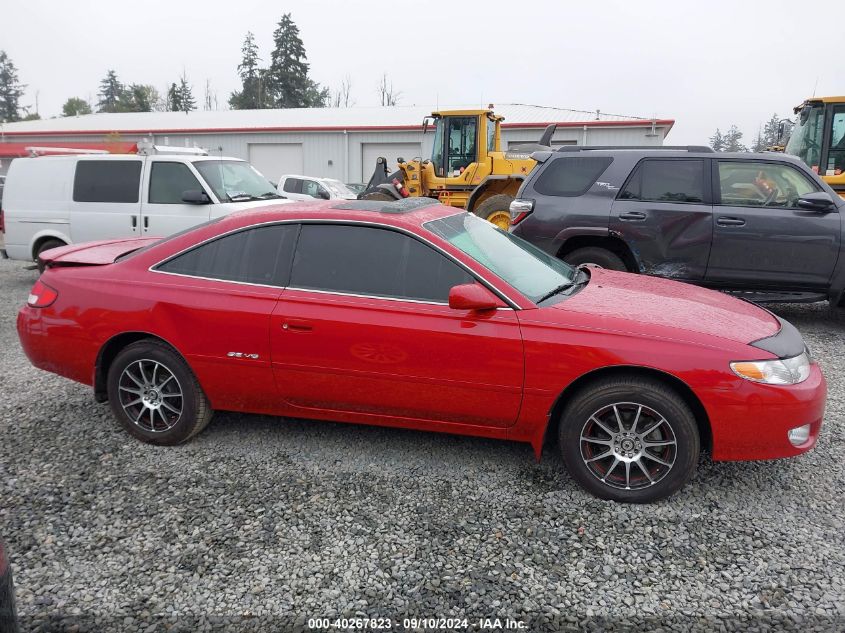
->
248, 143, 304, 185
361, 143, 422, 181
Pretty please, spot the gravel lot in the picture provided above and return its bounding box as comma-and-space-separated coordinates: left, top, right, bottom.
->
1, 256, 844, 633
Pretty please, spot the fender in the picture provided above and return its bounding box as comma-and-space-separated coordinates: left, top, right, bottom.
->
550, 226, 610, 254
29, 228, 72, 259
466, 175, 525, 211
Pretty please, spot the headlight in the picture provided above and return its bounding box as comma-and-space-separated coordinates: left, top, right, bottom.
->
730, 351, 811, 385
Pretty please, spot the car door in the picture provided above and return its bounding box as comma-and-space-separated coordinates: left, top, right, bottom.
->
70, 158, 143, 242
706, 160, 840, 289
270, 222, 524, 427
142, 160, 213, 237
152, 223, 299, 413
610, 158, 712, 279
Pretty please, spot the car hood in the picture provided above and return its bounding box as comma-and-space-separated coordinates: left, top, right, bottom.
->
542, 268, 780, 345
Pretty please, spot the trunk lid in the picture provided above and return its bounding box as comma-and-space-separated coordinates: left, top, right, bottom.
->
39, 237, 160, 267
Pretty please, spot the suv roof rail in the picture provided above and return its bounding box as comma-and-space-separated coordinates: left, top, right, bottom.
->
556, 145, 714, 153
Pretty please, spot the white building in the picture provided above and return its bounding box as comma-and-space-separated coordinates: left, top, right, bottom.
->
0, 104, 673, 183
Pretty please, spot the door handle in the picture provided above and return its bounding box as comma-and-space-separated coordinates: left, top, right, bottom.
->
716, 216, 746, 227
143, 216, 149, 232
618, 211, 647, 221
282, 320, 313, 332
131, 216, 137, 231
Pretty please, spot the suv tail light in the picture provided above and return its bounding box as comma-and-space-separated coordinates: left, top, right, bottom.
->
509, 198, 534, 226
27, 280, 58, 308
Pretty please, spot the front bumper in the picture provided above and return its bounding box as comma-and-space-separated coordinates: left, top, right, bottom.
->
706, 363, 826, 461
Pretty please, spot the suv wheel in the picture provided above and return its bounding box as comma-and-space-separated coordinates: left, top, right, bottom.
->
558, 376, 700, 503
564, 247, 627, 272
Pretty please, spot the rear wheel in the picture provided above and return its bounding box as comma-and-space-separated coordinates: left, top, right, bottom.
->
558, 376, 699, 503
359, 191, 395, 201
563, 246, 627, 272
473, 194, 514, 231
107, 340, 213, 445
34, 239, 66, 273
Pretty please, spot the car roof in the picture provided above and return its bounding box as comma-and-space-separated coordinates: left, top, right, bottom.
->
221, 198, 460, 230
549, 148, 806, 163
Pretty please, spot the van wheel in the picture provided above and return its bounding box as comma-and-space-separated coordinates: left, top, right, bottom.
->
563, 247, 628, 272
107, 340, 213, 445
35, 239, 66, 273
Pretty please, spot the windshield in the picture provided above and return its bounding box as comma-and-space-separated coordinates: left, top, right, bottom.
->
785, 104, 825, 171
322, 179, 356, 197
424, 213, 577, 303
193, 160, 281, 202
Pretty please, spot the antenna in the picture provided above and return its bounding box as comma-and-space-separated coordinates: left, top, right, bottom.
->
812, 76, 819, 97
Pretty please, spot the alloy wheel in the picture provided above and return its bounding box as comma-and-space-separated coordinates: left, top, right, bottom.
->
117, 359, 184, 433
579, 402, 677, 490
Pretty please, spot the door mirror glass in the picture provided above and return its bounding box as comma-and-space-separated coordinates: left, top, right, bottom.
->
318, 188, 331, 200
181, 189, 211, 204
797, 192, 836, 211
448, 283, 503, 311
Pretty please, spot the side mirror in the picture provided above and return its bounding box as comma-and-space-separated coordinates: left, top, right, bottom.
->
182, 189, 211, 204
797, 192, 836, 211
318, 189, 330, 200
448, 283, 505, 311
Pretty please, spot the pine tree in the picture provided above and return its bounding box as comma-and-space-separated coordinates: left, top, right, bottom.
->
97, 70, 124, 113
167, 82, 182, 112
762, 113, 782, 148
178, 73, 196, 112
266, 13, 327, 108
230, 31, 267, 110
723, 125, 747, 152
751, 125, 766, 153
62, 97, 92, 117
709, 128, 725, 152
0, 50, 26, 122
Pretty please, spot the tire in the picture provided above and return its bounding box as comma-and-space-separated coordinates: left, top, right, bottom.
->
563, 246, 628, 272
558, 376, 700, 503
107, 339, 213, 446
35, 239, 66, 273
472, 194, 514, 231
359, 191, 395, 201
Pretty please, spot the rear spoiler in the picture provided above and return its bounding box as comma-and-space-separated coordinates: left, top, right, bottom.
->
39, 237, 160, 269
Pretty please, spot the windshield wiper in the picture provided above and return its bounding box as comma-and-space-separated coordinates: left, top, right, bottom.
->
257, 192, 284, 199
228, 193, 258, 202
535, 282, 575, 304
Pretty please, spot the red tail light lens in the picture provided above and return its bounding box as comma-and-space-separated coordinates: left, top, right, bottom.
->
509, 198, 535, 226
27, 280, 58, 308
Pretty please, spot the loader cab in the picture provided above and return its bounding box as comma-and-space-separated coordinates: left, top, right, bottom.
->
427, 111, 500, 178
785, 97, 845, 197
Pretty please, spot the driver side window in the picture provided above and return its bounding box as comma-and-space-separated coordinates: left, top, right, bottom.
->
716, 161, 819, 209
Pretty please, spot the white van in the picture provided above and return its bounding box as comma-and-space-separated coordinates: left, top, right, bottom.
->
0, 147, 290, 262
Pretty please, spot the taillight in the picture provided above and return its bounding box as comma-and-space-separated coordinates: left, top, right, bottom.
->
392, 178, 410, 198
27, 280, 58, 308
509, 198, 535, 226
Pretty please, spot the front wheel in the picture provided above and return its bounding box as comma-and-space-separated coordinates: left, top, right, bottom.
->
472, 194, 514, 231
107, 340, 213, 445
558, 376, 700, 503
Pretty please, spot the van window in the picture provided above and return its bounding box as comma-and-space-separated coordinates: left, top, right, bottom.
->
283, 178, 302, 194
149, 162, 203, 204
73, 160, 142, 203
533, 157, 613, 197
620, 159, 705, 203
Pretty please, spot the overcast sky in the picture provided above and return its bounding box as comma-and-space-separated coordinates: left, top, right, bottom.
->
2, 0, 841, 144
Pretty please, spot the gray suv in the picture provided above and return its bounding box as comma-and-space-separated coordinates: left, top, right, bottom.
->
510, 147, 845, 305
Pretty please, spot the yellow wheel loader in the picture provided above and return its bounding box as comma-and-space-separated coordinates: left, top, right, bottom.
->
359, 108, 555, 230
783, 96, 845, 198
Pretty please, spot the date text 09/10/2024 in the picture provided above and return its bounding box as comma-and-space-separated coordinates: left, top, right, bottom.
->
307, 617, 527, 630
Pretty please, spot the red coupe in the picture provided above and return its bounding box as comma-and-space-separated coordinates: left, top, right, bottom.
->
17, 199, 826, 502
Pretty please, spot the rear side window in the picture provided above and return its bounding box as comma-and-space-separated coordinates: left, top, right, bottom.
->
73, 160, 142, 203
149, 162, 203, 204
533, 156, 613, 197
282, 178, 302, 194
157, 224, 298, 286
290, 224, 473, 302
620, 159, 705, 203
